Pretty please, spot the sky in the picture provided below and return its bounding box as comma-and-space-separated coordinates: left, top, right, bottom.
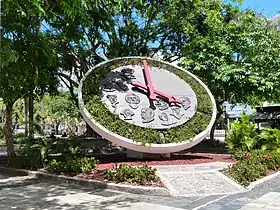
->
241, 0, 279, 18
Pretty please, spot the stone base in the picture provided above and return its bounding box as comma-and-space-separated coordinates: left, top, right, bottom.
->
126, 150, 144, 159
126, 150, 171, 160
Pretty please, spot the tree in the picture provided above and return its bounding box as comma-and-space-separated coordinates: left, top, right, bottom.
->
163, 0, 280, 137
272, 14, 280, 29
43, 0, 189, 136
46, 0, 187, 106
37, 92, 81, 135
1, 0, 59, 158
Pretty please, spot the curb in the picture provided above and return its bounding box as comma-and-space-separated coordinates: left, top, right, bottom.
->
247, 170, 280, 190
216, 168, 280, 191
215, 171, 247, 192
0, 166, 171, 197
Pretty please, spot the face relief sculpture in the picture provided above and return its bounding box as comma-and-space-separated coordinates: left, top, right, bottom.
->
100, 59, 197, 129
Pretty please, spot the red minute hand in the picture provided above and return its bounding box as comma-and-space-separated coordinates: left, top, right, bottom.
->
131, 81, 182, 104
142, 60, 156, 100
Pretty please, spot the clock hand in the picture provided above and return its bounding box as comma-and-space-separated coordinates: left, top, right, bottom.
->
142, 60, 156, 101
131, 81, 182, 104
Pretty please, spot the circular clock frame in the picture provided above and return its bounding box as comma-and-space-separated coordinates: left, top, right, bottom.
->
78, 57, 217, 154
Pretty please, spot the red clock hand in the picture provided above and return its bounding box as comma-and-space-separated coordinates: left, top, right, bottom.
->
142, 60, 156, 100
131, 81, 182, 104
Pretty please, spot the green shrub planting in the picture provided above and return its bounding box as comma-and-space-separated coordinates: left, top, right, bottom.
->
103, 163, 159, 184
48, 157, 98, 175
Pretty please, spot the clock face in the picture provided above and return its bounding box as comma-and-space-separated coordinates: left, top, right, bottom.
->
100, 60, 197, 129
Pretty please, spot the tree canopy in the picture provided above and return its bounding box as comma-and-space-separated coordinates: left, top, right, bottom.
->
164, 0, 280, 113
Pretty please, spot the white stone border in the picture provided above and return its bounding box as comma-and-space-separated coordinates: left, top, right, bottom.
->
216, 171, 247, 192
247, 170, 280, 190
78, 56, 217, 153
216, 167, 280, 191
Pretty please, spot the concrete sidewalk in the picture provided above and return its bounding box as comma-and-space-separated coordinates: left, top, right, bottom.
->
1, 162, 280, 209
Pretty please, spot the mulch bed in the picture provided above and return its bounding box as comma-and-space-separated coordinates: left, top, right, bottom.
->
76, 153, 234, 188
96, 152, 234, 170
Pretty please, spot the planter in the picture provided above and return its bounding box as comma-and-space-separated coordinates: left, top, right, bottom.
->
78, 57, 216, 153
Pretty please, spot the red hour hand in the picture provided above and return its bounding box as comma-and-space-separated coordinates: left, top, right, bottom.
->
142, 60, 156, 100
131, 81, 182, 104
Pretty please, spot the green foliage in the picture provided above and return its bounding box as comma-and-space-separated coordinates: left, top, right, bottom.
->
12, 138, 53, 170
13, 133, 26, 144
226, 114, 258, 154
168, 0, 280, 108
12, 136, 86, 170
1, 0, 59, 104
0, 128, 4, 141
1, 0, 59, 157
50, 142, 84, 161
103, 163, 159, 184
226, 155, 268, 186
226, 113, 280, 154
235, 150, 280, 170
257, 128, 280, 151
37, 92, 81, 135
84, 58, 213, 145
48, 157, 98, 175
227, 150, 280, 186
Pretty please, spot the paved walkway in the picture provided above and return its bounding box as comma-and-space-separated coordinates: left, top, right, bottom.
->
1, 162, 280, 209
155, 162, 245, 197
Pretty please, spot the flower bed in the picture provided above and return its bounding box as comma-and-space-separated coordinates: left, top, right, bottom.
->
76, 164, 164, 187
42, 153, 233, 187
224, 150, 280, 186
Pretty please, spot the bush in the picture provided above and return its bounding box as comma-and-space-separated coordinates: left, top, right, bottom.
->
226, 114, 258, 154
12, 136, 89, 171
226, 157, 268, 186
249, 150, 280, 170
103, 163, 159, 184
13, 138, 52, 170
227, 150, 280, 186
257, 128, 280, 151
226, 113, 280, 155
48, 157, 98, 175
48, 139, 85, 161
13, 133, 26, 144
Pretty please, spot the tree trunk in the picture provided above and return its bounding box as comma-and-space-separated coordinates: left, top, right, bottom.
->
4, 102, 15, 159
209, 110, 224, 140
28, 93, 34, 139
55, 122, 60, 135
209, 123, 216, 140
24, 96, 29, 137
86, 123, 94, 137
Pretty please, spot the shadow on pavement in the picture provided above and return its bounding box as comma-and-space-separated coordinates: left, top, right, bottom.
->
0, 177, 140, 210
